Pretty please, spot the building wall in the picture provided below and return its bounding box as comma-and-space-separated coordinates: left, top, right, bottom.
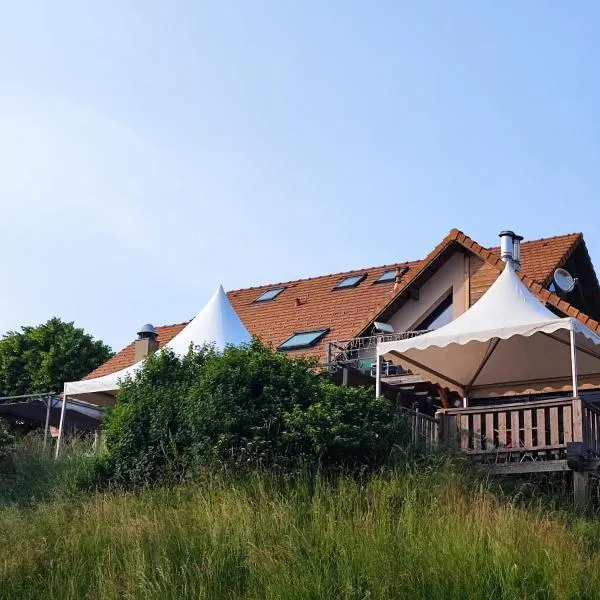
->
388, 251, 470, 332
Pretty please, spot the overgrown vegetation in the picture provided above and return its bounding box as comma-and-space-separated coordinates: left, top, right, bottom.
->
97, 341, 410, 487
3, 343, 600, 598
3, 443, 600, 599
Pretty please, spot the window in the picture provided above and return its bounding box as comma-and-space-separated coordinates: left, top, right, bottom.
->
375, 266, 408, 283
376, 270, 396, 283
278, 328, 329, 351
415, 294, 453, 331
335, 274, 366, 289
255, 287, 285, 302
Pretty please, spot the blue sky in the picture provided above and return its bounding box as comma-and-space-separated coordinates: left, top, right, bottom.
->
1, 1, 599, 351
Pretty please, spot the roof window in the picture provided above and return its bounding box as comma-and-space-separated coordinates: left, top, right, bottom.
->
335, 274, 366, 289
375, 266, 408, 283
255, 287, 285, 302
278, 328, 329, 351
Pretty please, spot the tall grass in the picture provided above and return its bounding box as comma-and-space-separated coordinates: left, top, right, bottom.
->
2, 446, 600, 599
0, 435, 95, 507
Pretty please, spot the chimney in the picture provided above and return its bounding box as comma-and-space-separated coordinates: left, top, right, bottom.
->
393, 266, 402, 292
512, 234, 523, 272
499, 231, 523, 271
134, 323, 159, 362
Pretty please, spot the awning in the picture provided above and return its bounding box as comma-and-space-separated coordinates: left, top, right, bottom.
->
377, 262, 600, 398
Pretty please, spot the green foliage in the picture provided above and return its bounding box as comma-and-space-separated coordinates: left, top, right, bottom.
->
283, 383, 409, 468
0, 434, 95, 507
100, 348, 208, 487
0, 317, 112, 396
0, 421, 15, 464
99, 340, 410, 487
3, 465, 600, 599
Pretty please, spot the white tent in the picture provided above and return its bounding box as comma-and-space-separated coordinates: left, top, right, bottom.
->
377, 262, 600, 401
56, 285, 251, 455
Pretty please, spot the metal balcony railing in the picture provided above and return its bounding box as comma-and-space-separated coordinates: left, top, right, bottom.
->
325, 330, 429, 375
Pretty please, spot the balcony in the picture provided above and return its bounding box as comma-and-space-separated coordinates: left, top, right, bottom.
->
324, 330, 429, 377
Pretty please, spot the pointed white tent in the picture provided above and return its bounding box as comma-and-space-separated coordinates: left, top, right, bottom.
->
377, 262, 600, 399
56, 286, 251, 455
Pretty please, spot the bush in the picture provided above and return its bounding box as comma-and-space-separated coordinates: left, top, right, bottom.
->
98, 341, 411, 487
0, 421, 15, 467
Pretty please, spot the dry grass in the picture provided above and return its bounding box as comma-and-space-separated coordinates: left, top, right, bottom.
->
2, 453, 600, 599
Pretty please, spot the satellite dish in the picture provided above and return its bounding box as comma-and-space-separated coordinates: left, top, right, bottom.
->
373, 321, 394, 334
553, 268, 576, 293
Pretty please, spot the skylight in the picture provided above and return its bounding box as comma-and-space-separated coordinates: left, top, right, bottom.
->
375, 266, 408, 283
376, 270, 396, 283
278, 329, 329, 351
255, 287, 285, 302
335, 274, 366, 289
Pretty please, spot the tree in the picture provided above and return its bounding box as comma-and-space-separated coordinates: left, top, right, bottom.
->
0, 317, 113, 397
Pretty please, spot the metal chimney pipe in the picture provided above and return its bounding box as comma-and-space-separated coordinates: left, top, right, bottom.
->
499, 231, 515, 263
512, 234, 524, 271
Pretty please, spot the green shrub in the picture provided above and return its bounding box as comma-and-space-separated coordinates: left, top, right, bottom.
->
98, 341, 411, 487
0, 421, 15, 466
100, 348, 208, 487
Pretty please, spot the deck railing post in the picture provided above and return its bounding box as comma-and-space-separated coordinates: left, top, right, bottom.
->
572, 397, 584, 445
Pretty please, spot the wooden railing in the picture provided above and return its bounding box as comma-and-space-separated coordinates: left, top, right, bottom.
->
436, 397, 586, 461
583, 401, 600, 456
400, 408, 439, 452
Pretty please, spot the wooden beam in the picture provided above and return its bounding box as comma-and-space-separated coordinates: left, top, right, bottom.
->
486, 460, 569, 475
436, 384, 450, 409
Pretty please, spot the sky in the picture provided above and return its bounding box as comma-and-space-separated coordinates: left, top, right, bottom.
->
1, 1, 600, 351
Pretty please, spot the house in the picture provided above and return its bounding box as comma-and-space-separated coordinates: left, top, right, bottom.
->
78, 228, 600, 501
86, 229, 600, 400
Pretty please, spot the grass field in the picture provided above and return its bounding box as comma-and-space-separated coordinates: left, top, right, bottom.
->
2, 438, 600, 599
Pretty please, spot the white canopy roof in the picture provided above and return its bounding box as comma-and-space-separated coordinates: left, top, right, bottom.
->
378, 262, 600, 398
64, 285, 251, 403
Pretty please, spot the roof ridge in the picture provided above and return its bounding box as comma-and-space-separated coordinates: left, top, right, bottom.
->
228, 259, 422, 294
484, 231, 582, 252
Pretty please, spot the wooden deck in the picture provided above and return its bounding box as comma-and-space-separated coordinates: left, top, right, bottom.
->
409, 397, 600, 507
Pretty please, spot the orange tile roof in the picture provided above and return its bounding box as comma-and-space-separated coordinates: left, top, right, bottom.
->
84, 323, 188, 379
86, 230, 590, 379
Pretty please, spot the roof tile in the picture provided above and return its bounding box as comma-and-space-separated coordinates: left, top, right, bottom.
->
87, 231, 589, 379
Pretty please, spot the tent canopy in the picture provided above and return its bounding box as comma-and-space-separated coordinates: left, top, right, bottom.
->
377, 262, 600, 398
64, 285, 251, 404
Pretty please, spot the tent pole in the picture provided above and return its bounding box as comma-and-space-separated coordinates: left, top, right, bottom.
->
43, 395, 52, 450
570, 328, 579, 399
375, 355, 381, 398
55, 393, 67, 459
